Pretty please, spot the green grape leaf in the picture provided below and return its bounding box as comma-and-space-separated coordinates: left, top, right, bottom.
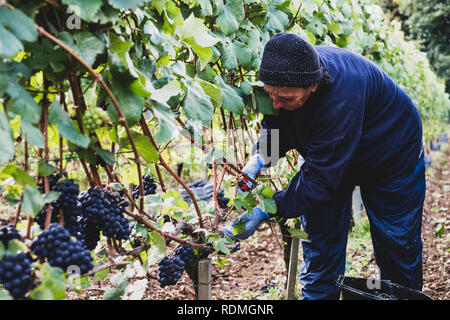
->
151, 0, 167, 15
6, 82, 41, 124
0, 25, 23, 58
199, 80, 222, 107
300, 0, 318, 15
288, 228, 309, 240
149, 79, 182, 105
59, 32, 104, 66
216, 7, 239, 36
0, 164, 36, 187
0, 290, 12, 300
253, 87, 278, 116
22, 186, 60, 217
118, 131, 159, 163
109, 32, 137, 76
266, 6, 289, 32
0, 108, 14, 165
146, 231, 166, 267
131, 132, 159, 164
232, 41, 253, 68
48, 102, 90, 148
232, 220, 246, 238
106, 68, 144, 127
136, 223, 150, 242
328, 21, 343, 35
216, 0, 244, 35
103, 280, 128, 300
218, 40, 238, 70
30, 263, 67, 300
197, 0, 213, 16
177, 13, 219, 48
182, 78, 214, 127
148, 100, 180, 145
305, 17, 327, 38
260, 197, 277, 214
261, 186, 274, 198
61, 0, 103, 22
216, 237, 230, 254
37, 160, 56, 177
135, 59, 157, 81
176, 14, 218, 70
208, 233, 231, 254
215, 75, 244, 114
0, 6, 37, 42
233, 191, 257, 213
183, 37, 214, 71
108, 0, 143, 10
20, 121, 44, 148
94, 147, 115, 165
5, 239, 28, 255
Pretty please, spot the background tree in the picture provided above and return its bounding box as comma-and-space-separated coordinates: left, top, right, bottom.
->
378, 0, 450, 94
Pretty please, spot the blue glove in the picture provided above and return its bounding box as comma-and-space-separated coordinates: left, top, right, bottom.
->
238, 155, 265, 193
223, 206, 270, 240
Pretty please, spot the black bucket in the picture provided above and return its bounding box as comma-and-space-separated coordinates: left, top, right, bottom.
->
336, 275, 434, 300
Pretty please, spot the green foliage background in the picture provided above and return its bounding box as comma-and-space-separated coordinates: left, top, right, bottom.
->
0, 0, 448, 166
378, 0, 450, 95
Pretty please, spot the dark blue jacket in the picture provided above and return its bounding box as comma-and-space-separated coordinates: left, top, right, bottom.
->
255, 46, 423, 218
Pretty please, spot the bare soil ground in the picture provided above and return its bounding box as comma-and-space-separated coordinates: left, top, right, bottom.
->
421, 147, 450, 299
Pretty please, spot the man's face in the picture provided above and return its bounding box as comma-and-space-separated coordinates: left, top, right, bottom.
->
264, 83, 319, 111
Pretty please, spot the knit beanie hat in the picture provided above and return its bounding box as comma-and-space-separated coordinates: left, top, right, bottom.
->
259, 33, 323, 88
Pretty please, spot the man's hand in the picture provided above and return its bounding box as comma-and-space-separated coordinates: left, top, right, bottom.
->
223, 206, 270, 240
238, 154, 265, 192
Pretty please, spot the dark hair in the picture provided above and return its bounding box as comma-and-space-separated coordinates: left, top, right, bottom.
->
314, 63, 333, 94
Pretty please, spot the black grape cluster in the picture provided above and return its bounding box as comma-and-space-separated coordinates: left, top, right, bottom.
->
0, 253, 33, 299
79, 187, 131, 241
0, 224, 23, 248
31, 223, 93, 274
132, 175, 157, 199
35, 179, 82, 239
188, 180, 207, 188
217, 189, 230, 209
37, 173, 62, 193
157, 256, 185, 288
174, 245, 195, 266
157, 245, 197, 288
79, 217, 101, 251
52, 179, 79, 208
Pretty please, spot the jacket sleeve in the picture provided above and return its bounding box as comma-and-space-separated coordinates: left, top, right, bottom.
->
272, 105, 362, 218
252, 115, 293, 167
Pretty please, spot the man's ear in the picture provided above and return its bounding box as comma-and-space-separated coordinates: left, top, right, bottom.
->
311, 82, 319, 93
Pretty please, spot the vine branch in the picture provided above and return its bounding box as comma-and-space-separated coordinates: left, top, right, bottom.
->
35, 25, 145, 215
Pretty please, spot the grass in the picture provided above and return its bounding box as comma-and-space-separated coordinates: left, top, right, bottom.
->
345, 215, 379, 279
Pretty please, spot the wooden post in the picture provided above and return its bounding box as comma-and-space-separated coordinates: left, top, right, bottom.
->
286, 237, 300, 300
198, 258, 211, 300
352, 186, 363, 221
